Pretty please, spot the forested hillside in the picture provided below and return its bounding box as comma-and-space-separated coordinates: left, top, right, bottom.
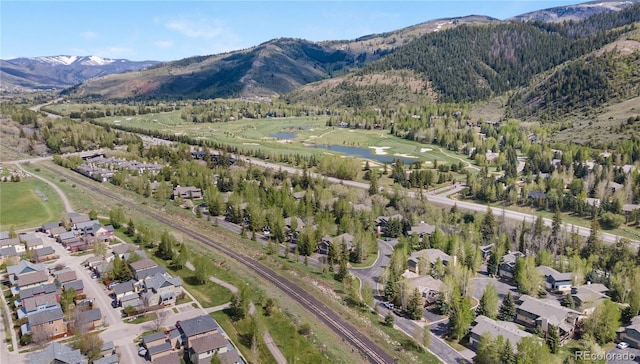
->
361, 4, 640, 103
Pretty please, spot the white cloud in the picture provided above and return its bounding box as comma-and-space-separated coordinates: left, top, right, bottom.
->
154, 40, 174, 49
81, 31, 98, 40
165, 15, 229, 39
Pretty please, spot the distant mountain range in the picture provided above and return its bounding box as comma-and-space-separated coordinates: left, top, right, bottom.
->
0, 56, 160, 90
3, 0, 639, 105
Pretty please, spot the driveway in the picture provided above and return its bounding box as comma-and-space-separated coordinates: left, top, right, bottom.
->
350, 239, 395, 298
471, 268, 518, 302
607, 346, 640, 363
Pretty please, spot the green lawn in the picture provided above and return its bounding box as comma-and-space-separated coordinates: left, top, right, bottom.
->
0, 178, 65, 230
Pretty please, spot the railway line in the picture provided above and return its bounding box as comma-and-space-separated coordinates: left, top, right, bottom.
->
39, 163, 397, 364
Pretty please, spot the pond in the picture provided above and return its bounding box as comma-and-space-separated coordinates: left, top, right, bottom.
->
268, 132, 296, 140
307, 145, 420, 165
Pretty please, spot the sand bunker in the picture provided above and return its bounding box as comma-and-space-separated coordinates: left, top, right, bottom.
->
369, 146, 390, 155
420, 148, 432, 152
394, 153, 418, 159
243, 143, 259, 145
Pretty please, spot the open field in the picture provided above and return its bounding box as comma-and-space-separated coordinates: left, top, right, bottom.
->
96, 110, 474, 166
0, 178, 64, 230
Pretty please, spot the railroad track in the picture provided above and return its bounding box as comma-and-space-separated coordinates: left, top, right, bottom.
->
42, 164, 397, 364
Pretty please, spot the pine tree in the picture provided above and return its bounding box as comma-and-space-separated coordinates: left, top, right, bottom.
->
126, 218, 135, 236
369, 169, 379, 196
481, 208, 497, 243
477, 284, 499, 319
406, 288, 424, 320
546, 324, 559, 354
498, 292, 516, 321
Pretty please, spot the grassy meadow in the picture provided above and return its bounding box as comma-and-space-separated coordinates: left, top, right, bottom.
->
96, 110, 475, 167
0, 178, 64, 230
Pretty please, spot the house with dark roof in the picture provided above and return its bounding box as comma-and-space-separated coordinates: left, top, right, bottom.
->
18, 292, 59, 319
19, 283, 58, 300
34, 246, 56, 262
23, 307, 66, 340
151, 352, 181, 364
188, 332, 230, 364
407, 274, 444, 306
8, 260, 45, 285
216, 349, 241, 364
620, 316, 640, 348
16, 270, 50, 292
40, 222, 61, 234
25, 238, 45, 251
498, 251, 525, 279
120, 293, 143, 310
0, 238, 25, 255
0, 231, 9, 240
147, 341, 173, 361
130, 258, 166, 282
63, 280, 84, 295
19, 232, 37, 242
50, 226, 68, 239
516, 295, 581, 344
76, 308, 102, 330
469, 315, 533, 350
527, 191, 546, 200
29, 342, 88, 364
143, 331, 167, 349
0, 246, 20, 266
101, 341, 115, 357
537, 266, 574, 294
93, 354, 119, 364
113, 280, 136, 303
177, 315, 219, 349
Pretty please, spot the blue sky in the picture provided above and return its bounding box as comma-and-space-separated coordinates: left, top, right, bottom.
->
2, 1, 585, 61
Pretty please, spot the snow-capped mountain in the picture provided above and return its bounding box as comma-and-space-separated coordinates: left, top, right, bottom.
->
511, 0, 640, 22
0, 55, 160, 90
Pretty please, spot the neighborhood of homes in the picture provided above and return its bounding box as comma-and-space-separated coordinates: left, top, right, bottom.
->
0, 212, 241, 364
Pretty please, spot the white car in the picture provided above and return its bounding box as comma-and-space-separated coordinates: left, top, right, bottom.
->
617, 342, 629, 349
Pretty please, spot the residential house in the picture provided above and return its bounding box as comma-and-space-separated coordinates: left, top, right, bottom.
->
0, 231, 9, 240
407, 274, 444, 306
0, 246, 20, 266
93, 354, 119, 364
622, 204, 640, 215
172, 186, 203, 200
318, 233, 354, 255
479, 244, 494, 261
177, 314, 219, 349
469, 315, 533, 350
34, 246, 56, 262
16, 270, 50, 292
23, 307, 66, 340
516, 295, 581, 344
284, 217, 305, 243
8, 260, 46, 286
571, 283, 609, 316
143, 332, 167, 349
130, 258, 167, 282
63, 280, 84, 295
18, 292, 59, 319
498, 251, 525, 279
19, 283, 58, 301
188, 332, 230, 364
120, 293, 143, 311
142, 273, 182, 306
19, 232, 37, 242
216, 349, 241, 364
54, 270, 78, 285
50, 226, 68, 239
375, 214, 403, 235
68, 212, 90, 227
100, 341, 115, 357
152, 352, 180, 364
147, 342, 173, 361
111, 243, 135, 259
40, 222, 61, 235
620, 316, 640, 348
407, 248, 452, 275
76, 308, 103, 331
407, 221, 436, 240
59, 231, 81, 248
1, 238, 26, 254
29, 342, 88, 364
537, 266, 574, 294
113, 280, 136, 303
25, 238, 45, 252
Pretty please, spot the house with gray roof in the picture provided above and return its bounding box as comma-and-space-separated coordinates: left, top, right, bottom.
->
25, 238, 45, 251
0, 238, 25, 254
318, 233, 354, 255
18, 292, 59, 319
50, 226, 68, 239
537, 265, 574, 293
571, 283, 609, 316
76, 308, 103, 330
407, 248, 452, 275
34, 246, 56, 262
188, 332, 230, 364
23, 307, 66, 340
29, 342, 88, 364
469, 315, 533, 351
113, 280, 136, 302
93, 354, 118, 364
143, 331, 167, 348
63, 280, 84, 294
142, 273, 182, 306
217, 349, 241, 364
407, 221, 436, 239
8, 260, 45, 284
172, 186, 202, 200
120, 293, 143, 310
620, 316, 640, 348
516, 295, 581, 344
152, 352, 180, 364
177, 314, 219, 349
498, 251, 525, 279
147, 341, 173, 361
130, 258, 166, 282
19, 232, 37, 242
55, 270, 77, 284
0, 231, 9, 240
19, 283, 58, 300
40, 221, 61, 234
101, 341, 115, 357
0, 246, 20, 266
16, 270, 50, 292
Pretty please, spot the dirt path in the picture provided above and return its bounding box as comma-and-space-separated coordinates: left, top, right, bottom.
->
15, 163, 74, 213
